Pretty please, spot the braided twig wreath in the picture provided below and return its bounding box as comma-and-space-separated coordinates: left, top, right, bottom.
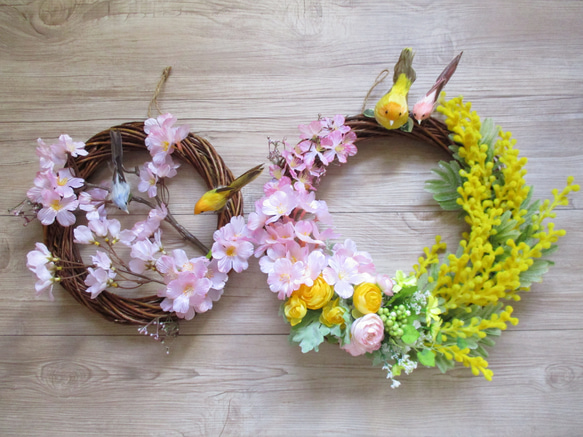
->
247, 96, 578, 387
22, 117, 247, 343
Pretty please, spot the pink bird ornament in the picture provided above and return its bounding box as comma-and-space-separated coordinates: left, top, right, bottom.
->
412, 52, 463, 123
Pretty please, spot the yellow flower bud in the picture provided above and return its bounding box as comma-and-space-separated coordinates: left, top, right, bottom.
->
352, 282, 382, 314
320, 298, 347, 327
284, 294, 307, 326
296, 275, 334, 310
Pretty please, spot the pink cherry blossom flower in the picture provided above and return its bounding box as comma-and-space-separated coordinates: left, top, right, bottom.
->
37, 191, 78, 226
265, 221, 296, 245
53, 168, 84, 198
106, 219, 122, 241
333, 239, 376, 276
211, 216, 254, 273
321, 130, 357, 164
263, 175, 293, 196
91, 250, 113, 270
212, 238, 254, 273
26, 242, 56, 272
36, 138, 66, 169
88, 217, 109, 238
246, 209, 268, 232
214, 215, 251, 243
195, 286, 223, 313
310, 199, 334, 225
27, 169, 56, 204
155, 254, 178, 282
205, 258, 228, 291
342, 314, 385, 356
301, 249, 328, 287
294, 220, 324, 245
298, 119, 325, 141
78, 188, 108, 220
147, 203, 168, 224
258, 243, 288, 275
294, 170, 317, 191
322, 254, 366, 299
32, 265, 59, 301
73, 225, 97, 245
129, 231, 163, 274
26, 242, 61, 301
138, 162, 158, 198
324, 114, 351, 134
144, 113, 189, 165
130, 205, 167, 241
267, 257, 304, 300
262, 190, 297, 224
157, 249, 210, 283
158, 271, 212, 320
376, 274, 394, 296
301, 139, 331, 168
85, 267, 116, 299
150, 154, 180, 178
54, 134, 88, 159
281, 148, 307, 177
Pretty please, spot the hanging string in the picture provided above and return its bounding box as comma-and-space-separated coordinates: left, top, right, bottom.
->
147, 66, 172, 118
361, 68, 390, 114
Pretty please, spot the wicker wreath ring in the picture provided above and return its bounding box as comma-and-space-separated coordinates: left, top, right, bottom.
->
43, 122, 242, 325
248, 96, 577, 385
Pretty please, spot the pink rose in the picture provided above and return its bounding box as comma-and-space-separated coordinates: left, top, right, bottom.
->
342, 313, 385, 356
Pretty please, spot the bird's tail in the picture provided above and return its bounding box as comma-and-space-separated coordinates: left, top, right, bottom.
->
425, 51, 463, 99
228, 163, 264, 192
393, 48, 416, 85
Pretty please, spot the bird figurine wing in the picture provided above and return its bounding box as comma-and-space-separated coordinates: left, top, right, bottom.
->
110, 129, 131, 213
194, 163, 264, 214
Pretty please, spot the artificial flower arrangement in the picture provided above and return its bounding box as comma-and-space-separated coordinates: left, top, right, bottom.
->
244, 49, 579, 387
19, 110, 255, 344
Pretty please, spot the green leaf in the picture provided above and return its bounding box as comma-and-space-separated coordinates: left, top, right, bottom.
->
435, 353, 455, 374
457, 337, 468, 349
400, 117, 414, 133
491, 210, 521, 246
425, 160, 464, 211
473, 345, 489, 359
288, 311, 327, 353
418, 349, 436, 367
519, 258, 553, 288
391, 364, 403, 377
386, 285, 418, 306
290, 322, 326, 353
479, 117, 499, 163
401, 325, 420, 345
363, 108, 375, 118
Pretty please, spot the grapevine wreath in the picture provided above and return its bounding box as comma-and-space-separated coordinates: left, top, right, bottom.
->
19, 74, 255, 343
245, 49, 579, 386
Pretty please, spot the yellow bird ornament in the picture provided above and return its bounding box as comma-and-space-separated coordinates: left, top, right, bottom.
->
194, 164, 264, 214
374, 48, 417, 130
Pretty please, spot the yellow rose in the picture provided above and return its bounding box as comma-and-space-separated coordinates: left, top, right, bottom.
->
296, 275, 334, 310
284, 294, 307, 326
320, 298, 347, 327
352, 282, 382, 314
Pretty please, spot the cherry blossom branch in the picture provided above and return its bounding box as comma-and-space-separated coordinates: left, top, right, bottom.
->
130, 195, 210, 254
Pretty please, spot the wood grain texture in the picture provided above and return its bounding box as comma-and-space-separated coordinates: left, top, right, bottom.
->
1, 0, 582, 435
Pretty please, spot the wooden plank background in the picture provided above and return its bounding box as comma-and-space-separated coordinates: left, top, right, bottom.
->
1, 1, 582, 435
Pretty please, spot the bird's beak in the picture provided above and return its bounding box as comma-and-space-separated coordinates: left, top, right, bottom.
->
389, 119, 394, 126
417, 119, 422, 125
